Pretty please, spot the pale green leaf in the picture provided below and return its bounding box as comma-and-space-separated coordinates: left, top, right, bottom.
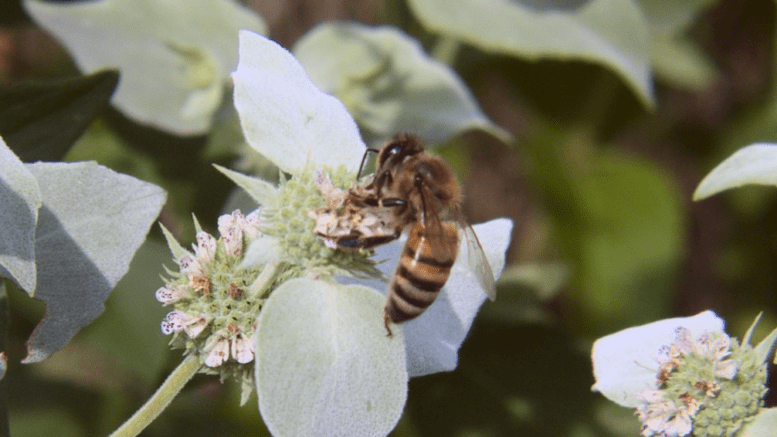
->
499, 262, 570, 299
694, 144, 777, 200
576, 152, 684, 328
232, 30, 366, 175
740, 408, 777, 437
753, 325, 777, 366
293, 22, 511, 146
651, 35, 718, 90
24, 0, 266, 134
591, 310, 724, 408
240, 236, 281, 269
742, 312, 763, 347
192, 213, 203, 234
22, 162, 166, 363
637, 0, 717, 36
213, 164, 279, 207
159, 223, 191, 262
407, 0, 654, 107
0, 136, 41, 293
80, 240, 172, 383
256, 278, 407, 437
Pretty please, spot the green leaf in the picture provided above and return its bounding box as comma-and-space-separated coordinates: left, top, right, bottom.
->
293, 22, 511, 146
0, 137, 41, 293
0, 284, 7, 382
0, 70, 119, 162
651, 35, 718, 90
24, 0, 266, 134
213, 164, 279, 207
574, 152, 684, 330
256, 278, 407, 437
752, 321, 777, 365
499, 262, 570, 300
407, 0, 654, 107
80, 240, 172, 383
740, 408, 777, 437
637, 0, 717, 36
22, 161, 166, 363
742, 312, 763, 347
159, 223, 191, 262
10, 407, 84, 437
528, 132, 684, 333
694, 144, 777, 201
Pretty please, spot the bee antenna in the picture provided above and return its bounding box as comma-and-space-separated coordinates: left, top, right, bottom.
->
357, 148, 380, 180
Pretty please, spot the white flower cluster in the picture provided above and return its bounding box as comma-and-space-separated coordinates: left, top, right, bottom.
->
157, 210, 263, 370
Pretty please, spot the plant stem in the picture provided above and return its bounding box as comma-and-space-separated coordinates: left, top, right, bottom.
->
108, 355, 200, 437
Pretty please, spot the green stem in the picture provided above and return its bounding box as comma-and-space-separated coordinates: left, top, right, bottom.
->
108, 355, 200, 437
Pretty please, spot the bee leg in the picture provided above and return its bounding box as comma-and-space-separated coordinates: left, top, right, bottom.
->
383, 310, 394, 337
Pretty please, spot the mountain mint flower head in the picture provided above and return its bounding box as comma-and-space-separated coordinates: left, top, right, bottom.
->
592, 311, 777, 437
158, 210, 265, 401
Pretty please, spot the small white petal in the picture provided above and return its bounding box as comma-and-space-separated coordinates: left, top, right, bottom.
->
222, 227, 244, 256
714, 359, 738, 380
231, 333, 254, 364
194, 231, 217, 264
160, 310, 186, 334
179, 255, 205, 277
155, 286, 175, 303
591, 310, 725, 408
241, 210, 261, 240
218, 210, 244, 236
204, 335, 230, 368
183, 316, 208, 338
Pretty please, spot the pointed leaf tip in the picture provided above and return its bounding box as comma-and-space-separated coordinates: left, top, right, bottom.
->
694, 144, 777, 201
213, 164, 279, 206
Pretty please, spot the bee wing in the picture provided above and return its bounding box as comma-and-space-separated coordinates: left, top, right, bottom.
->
461, 222, 497, 301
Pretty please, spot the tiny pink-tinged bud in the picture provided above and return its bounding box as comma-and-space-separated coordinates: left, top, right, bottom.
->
155, 284, 190, 303
180, 255, 205, 278
183, 315, 208, 338
714, 360, 738, 380
222, 226, 243, 256
161, 310, 187, 334
204, 334, 230, 367
218, 210, 244, 237
231, 333, 254, 364
194, 231, 217, 264
241, 210, 261, 240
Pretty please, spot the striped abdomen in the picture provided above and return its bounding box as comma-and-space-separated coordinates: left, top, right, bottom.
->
383, 222, 460, 335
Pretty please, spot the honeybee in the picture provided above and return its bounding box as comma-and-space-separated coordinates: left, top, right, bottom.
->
326, 132, 496, 336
